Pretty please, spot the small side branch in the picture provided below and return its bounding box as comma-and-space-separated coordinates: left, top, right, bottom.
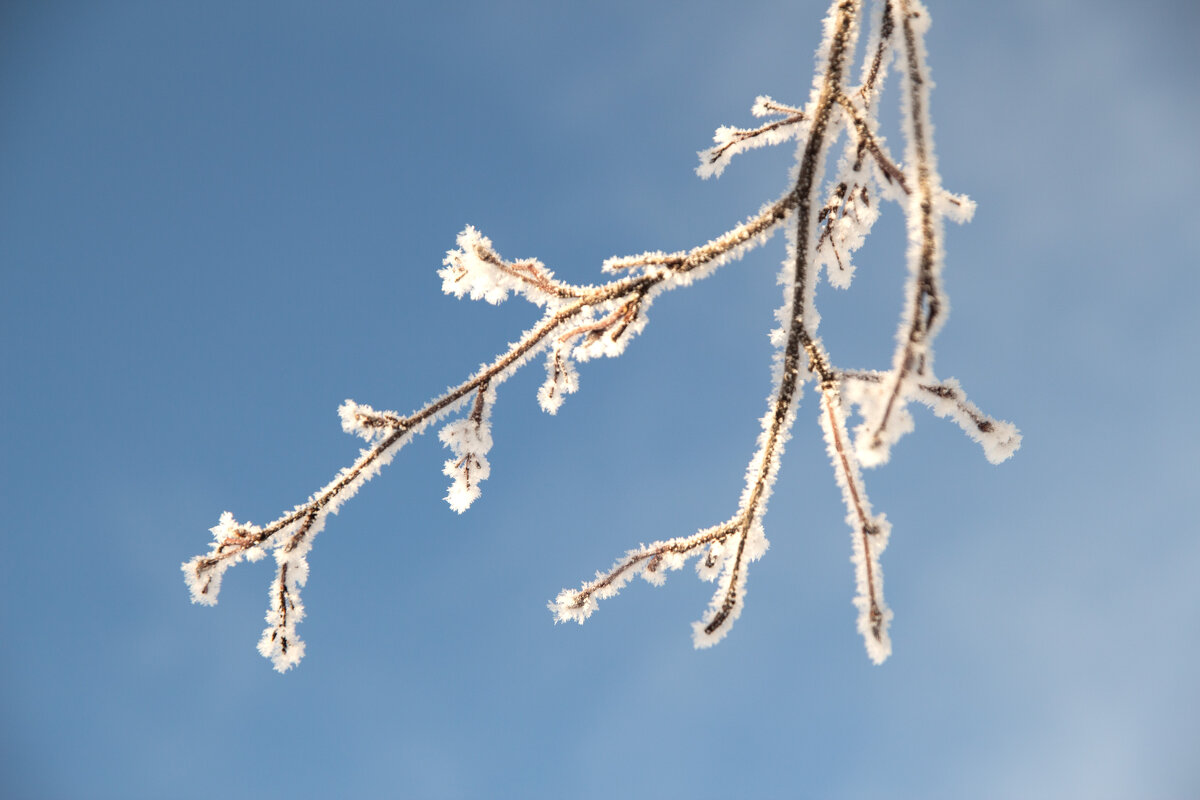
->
841, 370, 1021, 464
695, 94, 810, 180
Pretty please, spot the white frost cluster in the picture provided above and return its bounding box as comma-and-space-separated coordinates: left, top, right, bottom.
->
815, 182, 881, 290
696, 95, 807, 180
338, 399, 405, 442
439, 390, 496, 513
912, 377, 1021, 464
439, 226, 562, 307
537, 348, 579, 414
818, 392, 892, 663
256, 540, 311, 672
937, 190, 976, 225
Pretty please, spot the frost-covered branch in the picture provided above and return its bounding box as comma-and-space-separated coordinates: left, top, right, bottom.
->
697, 96, 807, 180
184, 0, 1019, 671
184, 190, 793, 670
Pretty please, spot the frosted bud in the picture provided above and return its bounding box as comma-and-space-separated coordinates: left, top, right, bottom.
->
439, 226, 511, 305
538, 348, 580, 415
438, 389, 495, 513
439, 226, 560, 307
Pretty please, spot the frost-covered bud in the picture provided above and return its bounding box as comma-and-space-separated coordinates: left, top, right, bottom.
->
338, 400, 381, 441
537, 348, 579, 415
209, 510, 238, 543
917, 377, 1022, 464
442, 450, 490, 514
439, 227, 511, 305
182, 556, 227, 607
339, 400, 407, 442
815, 184, 881, 290
750, 95, 802, 118
937, 190, 976, 225
751, 95, 777, 118
696, 126, 740, 180
550, 588, 597, 625
438, 390, 495, 513
439, 226, 561, 307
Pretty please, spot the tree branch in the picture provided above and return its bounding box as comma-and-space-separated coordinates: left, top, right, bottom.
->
184, 0, 1019, 671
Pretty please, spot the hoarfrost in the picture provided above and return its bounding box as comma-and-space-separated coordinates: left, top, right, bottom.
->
537, 347, 580, 415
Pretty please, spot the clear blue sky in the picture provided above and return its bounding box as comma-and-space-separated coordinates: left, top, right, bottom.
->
2, 1, 1198, 797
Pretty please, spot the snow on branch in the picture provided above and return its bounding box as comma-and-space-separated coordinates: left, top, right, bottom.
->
183, 0, 1019, 671
697, 96, 808, 180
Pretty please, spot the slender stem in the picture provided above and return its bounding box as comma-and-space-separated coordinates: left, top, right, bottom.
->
871, 0, 941, 447
702, 0, 861, 638
703, 113, 806, 167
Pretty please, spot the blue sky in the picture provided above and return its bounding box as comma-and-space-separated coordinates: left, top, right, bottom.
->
2, 1, 1198, 797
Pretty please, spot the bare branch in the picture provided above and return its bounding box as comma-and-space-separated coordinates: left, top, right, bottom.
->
696, 94, 811, 180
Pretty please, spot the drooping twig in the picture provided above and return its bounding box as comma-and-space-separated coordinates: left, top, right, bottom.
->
184, 194, 796, 670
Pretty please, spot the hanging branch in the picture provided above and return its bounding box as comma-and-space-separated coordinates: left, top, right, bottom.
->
183, 0, 1019, 671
